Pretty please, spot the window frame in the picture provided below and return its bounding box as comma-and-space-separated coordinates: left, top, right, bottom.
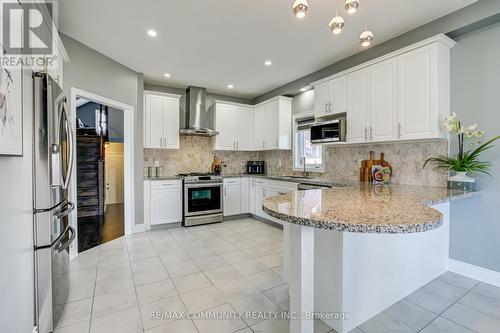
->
292, 111, 325, 173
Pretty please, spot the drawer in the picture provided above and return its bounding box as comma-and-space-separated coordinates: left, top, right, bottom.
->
151, 180, 182, 190
223, 178, 241, 186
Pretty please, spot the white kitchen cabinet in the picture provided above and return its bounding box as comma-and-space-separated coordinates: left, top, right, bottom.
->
314, 76, 347, 118
215, 102, 254, 151
251, 179, 297, 220
254, 106, 266, 150
397, 43, 450, 140
150, 180, 183, 225
347, 69, 369, 144
254, 96, 292, 150
144, 92, 181, 149
369, 58, 398, 142
223, 178, 241, 216
240, 178, 250, 214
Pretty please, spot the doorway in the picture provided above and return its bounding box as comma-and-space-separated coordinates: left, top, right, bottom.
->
75, 99, 125, 252
68, 88, 135, 258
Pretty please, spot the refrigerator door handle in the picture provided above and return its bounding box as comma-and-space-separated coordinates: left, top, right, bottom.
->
54, 226, 76, 254
61, 99, 74, 190
54, 201, 75, 220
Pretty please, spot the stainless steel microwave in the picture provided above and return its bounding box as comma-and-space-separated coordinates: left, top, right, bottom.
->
310, 115, 347, 143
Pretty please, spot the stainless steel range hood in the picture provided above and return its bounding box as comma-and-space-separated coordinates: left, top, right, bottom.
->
180, 86, 219, 136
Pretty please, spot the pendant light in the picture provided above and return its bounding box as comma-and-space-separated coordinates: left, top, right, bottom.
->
292, 0, 309, 19
359, 29, 374, 47
345, 0, 360, 14
329, 15, 345, 34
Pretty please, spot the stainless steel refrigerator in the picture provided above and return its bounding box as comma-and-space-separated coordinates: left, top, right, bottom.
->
33, 73, 75, 333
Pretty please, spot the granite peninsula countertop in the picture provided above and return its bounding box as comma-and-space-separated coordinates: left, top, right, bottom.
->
262, 183, 479, 234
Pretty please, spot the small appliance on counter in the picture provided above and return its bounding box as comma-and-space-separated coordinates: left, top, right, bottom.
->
246, 161, 265, 174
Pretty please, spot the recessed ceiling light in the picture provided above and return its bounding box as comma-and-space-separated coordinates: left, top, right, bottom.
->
147, 29, 158, 37
227, 84, 234, 89
265, 60, 272, 66
163, 73, 171, 78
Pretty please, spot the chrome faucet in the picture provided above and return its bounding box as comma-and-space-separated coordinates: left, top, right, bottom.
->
301, 156, 310, 178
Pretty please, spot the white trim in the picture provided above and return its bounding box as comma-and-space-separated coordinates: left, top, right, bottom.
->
69, 87, 135, 258
214, 100, 253, 108
144, 90, 182, 99
292, 111, 325, 173
133, 223, 147, 234
311, 34, 456, 87
254, 95, 293, 107
448, 259, 500, 288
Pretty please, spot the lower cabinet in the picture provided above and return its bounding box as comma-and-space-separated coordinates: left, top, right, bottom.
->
223, 178, 241, 216
251, 179, 298, 223
144, 180, 183, 226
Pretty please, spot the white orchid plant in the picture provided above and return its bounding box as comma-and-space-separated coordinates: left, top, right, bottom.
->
424, 113, 500, 176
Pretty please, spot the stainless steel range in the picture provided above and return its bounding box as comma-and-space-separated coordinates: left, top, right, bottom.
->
179, 173, 223, 226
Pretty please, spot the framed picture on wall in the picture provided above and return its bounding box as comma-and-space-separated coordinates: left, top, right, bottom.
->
0, 64, 23, 156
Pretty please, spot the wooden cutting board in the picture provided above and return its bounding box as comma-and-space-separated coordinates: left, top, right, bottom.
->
360, 151, 393, 182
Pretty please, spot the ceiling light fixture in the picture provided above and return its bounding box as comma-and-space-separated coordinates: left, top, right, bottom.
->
329, 15, 345, 34
147, 29, 158, 37
265, 60, 273, 66
163, 73, 171, 78
360, 29, 374, 47
345, 0, 360, 14
292, 0, 309, 19
227, 84, 234, 89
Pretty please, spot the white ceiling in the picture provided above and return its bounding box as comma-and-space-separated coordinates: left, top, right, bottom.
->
59, 0, 476, 99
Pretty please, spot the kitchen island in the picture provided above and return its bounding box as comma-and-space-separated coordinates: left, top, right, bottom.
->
262, 183, 477, 333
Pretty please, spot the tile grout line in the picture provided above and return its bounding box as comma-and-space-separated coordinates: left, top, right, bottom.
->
124, 234, 146, 333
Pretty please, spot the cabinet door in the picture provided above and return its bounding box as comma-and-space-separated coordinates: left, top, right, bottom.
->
254, 105, 266, 150
215, 104, 236, 150
254, 185, 265, 217
164, 97, 180, 149
329, 76, 347, 115
314, 81, 330, 117
265, 101, 279, 149
369, 58, 398, 142
224, 184, 241, 216
151, 185, 182, 225
249, 178, 256, 214
144, 94, 164, 148
347, 69, 369, 143
240, 178, 250, 214
397, 46, 433, 139
235, 106, 254, 151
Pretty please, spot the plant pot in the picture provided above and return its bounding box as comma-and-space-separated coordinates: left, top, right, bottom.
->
447, 171, 476, 191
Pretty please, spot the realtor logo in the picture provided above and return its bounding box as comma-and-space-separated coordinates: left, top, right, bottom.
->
2, 1, 53, 54
1, 1, 57, 69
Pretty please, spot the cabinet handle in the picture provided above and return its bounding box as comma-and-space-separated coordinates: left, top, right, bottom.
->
364, 127, 368, 140
370, 126, 373, 140
329, 101, 333, 113
262, 140, 265, 149
398, 123, 402, 138
276, 138, 278, 147
224, 187, 227, 196
236, 141, 239, 149
325, 102, 328, 113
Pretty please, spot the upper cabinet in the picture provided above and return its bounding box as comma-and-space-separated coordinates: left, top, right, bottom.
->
143, 92, 181, 149
255, 97, 292, 150
314, 75, 346, 118
315, 34, 455, 145
214, 96, 292, 152
214, 103, 254, 151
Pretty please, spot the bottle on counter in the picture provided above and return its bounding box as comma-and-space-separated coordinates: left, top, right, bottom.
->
211, 156, 221, 175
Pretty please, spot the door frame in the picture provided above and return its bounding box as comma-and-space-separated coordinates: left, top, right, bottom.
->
68, 87, 135, 259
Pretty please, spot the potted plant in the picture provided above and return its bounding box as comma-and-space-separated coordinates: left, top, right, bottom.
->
423, 113, 500, 190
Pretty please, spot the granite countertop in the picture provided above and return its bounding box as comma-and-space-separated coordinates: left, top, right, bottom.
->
262, 183, 479, 234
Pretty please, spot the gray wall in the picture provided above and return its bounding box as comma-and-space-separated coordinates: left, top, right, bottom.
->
449, 23, 500, 272
0, 70, 35, 332
76, 102, 124, 142
61, 34, 144, 225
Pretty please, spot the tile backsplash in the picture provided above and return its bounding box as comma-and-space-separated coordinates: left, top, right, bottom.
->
144, 136, 448, 187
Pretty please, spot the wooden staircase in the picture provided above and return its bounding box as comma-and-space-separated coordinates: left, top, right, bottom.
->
77, 133, 104, 218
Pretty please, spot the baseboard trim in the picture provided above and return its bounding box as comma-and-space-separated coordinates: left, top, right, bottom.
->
449, 259, 500, 287
133, 223, 147, 233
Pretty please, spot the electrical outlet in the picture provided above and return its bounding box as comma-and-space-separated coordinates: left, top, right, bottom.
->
241, 160, 246, 166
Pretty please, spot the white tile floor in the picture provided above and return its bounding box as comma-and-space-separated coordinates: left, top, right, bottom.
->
55, 218, 500, 333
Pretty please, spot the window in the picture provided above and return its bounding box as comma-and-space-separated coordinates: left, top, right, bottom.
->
95, 108, 107, 136
293, 114, 324, 172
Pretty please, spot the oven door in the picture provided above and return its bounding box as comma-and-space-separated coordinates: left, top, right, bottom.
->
184, 183, 223, 217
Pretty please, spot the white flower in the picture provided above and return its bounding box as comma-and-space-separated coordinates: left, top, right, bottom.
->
467, 124, 478, 131
475, 130, 485, 137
